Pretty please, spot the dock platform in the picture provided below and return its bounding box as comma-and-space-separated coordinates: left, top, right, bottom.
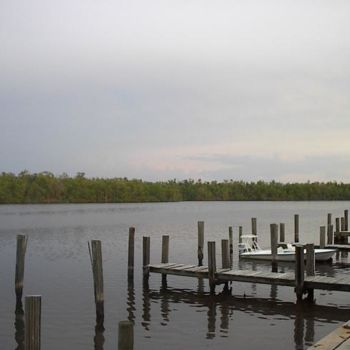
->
307, 321, 350, 350
149, 262, 350, 294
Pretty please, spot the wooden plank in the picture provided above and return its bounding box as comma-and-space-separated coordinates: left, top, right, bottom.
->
148, 263, 178, 269
161, 264, 185, 270
173, 264, 197, 271
25, 295, 41, 350
181, 267, 208, 272
307, 321, 350, 350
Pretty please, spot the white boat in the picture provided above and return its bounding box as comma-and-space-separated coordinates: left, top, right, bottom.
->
238, 235, 336, 262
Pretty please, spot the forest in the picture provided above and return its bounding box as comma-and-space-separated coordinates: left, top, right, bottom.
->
0, 171, 350, 204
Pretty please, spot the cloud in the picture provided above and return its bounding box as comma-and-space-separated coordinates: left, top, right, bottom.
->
0, 0, 350, 181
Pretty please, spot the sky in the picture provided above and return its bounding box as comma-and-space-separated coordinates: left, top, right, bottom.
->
1, 0, 350, 182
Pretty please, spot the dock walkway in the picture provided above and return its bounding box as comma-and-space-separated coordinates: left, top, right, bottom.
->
308, 321, 350, 350
149, 262, 350, 293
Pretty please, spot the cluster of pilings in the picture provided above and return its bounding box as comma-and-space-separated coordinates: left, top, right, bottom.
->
13, 234, 134, 350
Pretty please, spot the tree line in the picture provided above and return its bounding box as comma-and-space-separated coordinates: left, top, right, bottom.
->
0, 171, 350, 204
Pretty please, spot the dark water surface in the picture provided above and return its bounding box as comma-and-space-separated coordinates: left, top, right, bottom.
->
1, 201, 350, 349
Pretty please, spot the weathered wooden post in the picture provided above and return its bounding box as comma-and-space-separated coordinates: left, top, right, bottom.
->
252, 218, 257, 241
345, 210, 349, 231
336, 217, 340, 233
295, 245, 304, 301
319, 226, 326, 249
327, 224, 334, 245
306, 244, 315, 276
238, 226, 243, 244
161, 235, 169, 284
228, 226, 233, 255
341, 217, 345, 232
221, 239, 230, 269
25, 295, 41, 350
270, 224, 278, 272
221, 239, 230, 290
208, 241, 216, 294
279, 223, 285, 243
306, 243, 315, 301
128, 227, 135, 280
118, 320, 134, 350
88, 240, 104, 328
143, 237, 150, 281
327, 213, 332, 227
294, 214, 299, 243
327, 213, 332, 243
15, 235, 28, 303
198, 221, 204, 266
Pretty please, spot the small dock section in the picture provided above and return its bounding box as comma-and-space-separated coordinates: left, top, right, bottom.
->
307, 321, 350, 350
149, 263, 350, 292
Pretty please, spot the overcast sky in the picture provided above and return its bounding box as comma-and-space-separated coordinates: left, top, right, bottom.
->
1, 0, 350, 181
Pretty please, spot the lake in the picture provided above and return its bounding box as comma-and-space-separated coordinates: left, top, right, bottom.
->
1, 201, 350, 349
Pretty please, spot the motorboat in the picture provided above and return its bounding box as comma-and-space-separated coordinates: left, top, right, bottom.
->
238, 235, 336, 262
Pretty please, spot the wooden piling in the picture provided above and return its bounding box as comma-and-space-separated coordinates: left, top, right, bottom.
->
25, 295, 41, 350
294, 214, 299, 243
279, 223, 285, 243
252, 218, 257, 241
319, 226, 326, 249
198, 221, 204, 266
15, 235, 28, 303
239, 226, 243, 244
221, 239, 230, 269
161, 235, 169, 284
118, 320, 133, 350
306, 243, 315, 301
327, 224, 334, 245
228, 226, 233, 255
143, 237, 150, 281
306, 244, 315, 276
345, 210, 349, 231
270, 224, 278, 272
327, 213, 332, 226
208, 241, 216, 294
128, 227, 135, 280
341, 217, 345, 232
295, 245, 304, 301
336, 218, 340, 233
88, 240, 104, 328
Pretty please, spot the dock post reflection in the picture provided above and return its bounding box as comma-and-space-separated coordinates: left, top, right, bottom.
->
142, 280, 151, 330
160, 282, 170, 324
94, 323, 105, 350
127, 280, 136, 324
14, 301, 24, 350
207, 299, 216, 339
294, 304, 304, 350
219, 301, 229, 337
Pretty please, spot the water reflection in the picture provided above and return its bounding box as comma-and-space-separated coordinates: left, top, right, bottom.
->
127, 280, 136, 324
14, 301, 24, 350
94, 324, 105, 350
142, 281, 151, 331
142, 279, 349, 348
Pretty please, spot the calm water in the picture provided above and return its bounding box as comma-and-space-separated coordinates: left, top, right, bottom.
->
1, 201, 350, 349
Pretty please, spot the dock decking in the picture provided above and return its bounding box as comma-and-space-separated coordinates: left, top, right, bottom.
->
149, 263, 350, 292
307, 321, 350, 350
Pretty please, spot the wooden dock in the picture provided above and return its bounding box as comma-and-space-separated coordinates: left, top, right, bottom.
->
149, 262, 350, 292
307, 321, 350, 350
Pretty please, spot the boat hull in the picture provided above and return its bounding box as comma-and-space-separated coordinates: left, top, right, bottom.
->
240, 249, 336, 262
